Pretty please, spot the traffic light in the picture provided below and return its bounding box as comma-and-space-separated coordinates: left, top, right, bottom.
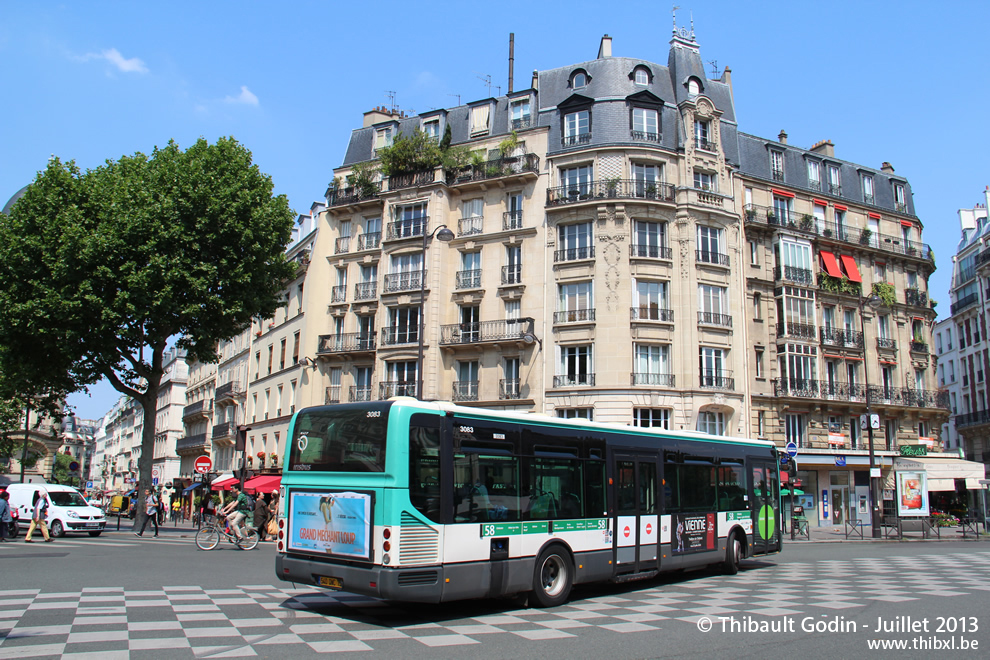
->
235, 425, 248, 452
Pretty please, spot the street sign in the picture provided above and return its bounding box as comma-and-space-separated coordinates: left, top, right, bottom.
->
151, 466, 161, 479
835, 456, 846, 467
860, 413, 880, 430
785, 441, 798, 458
86, 481, 94, 489
153, 477, 159, 486
69, 461, 79, 472
780, 455, 789, 466
194, 455, 213, 474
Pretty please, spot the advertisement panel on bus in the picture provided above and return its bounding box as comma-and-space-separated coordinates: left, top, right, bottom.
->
287, 490, 373, 560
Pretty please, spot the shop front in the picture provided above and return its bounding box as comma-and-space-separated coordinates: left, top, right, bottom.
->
786, 450, 895, 528
889, 454, 985, 518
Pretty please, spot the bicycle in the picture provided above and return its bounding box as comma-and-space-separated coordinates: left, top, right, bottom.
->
195, 514, 259, 550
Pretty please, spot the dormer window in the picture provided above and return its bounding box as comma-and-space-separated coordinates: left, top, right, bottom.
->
687, 77, 701, 96
422, 119, 440, 141
770, 151, 784, 182
510, 98, 531, 130
634, 67, 650, 86
571, 70, 589, 89
470, 104, 491, 136
375, 127, 393, 151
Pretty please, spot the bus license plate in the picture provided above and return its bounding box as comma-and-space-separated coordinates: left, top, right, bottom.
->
318, 576, 342, 590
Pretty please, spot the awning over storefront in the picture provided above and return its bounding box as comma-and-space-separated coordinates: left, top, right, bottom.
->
893, 456, 986, 490
243, 474, 281, 495
212, 477, 239, 491
182, 482, 204, 495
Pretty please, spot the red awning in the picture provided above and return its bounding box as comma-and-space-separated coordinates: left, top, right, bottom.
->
868, 212, 881, 220
212, 477, 239, 491
772, 188, 795, 198
820, 251, 843, 277
243, 474, 282, 495
840, 255, 862, 282
901, 220, 913, 228
813, 198, 828, 207
834, 204, 848, 211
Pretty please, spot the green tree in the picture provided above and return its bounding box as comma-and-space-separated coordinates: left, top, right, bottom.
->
0, 137, 297, 528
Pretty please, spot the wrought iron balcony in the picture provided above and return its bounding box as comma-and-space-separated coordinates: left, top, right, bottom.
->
553, 374, 595, 387
696, 250, 729, 267
877, 337, 897, 350
383, 271, 424, 293
554, 246, 595, 262
501, 264, 522, 285
700, 372, 734, 390
318, 333, 376, 354
331, 285, 346, 303
776, 321, 816, 340
562, 132, 592, 147
630, 130, 661, 142
546, 180, 675, 206
458, 215, 483, 237
214, 382, 244, 403
773, 265, 814, 285
771, 168, 784, 182
357, 232, 381, 251
182, 400, 211, 421
910, 340, 929, 354
629, 244, 673, 260
335, 236, 350, 254
388, 169, 436, 191
511, 117, 532, 130
440, 319, 530, 345
772, 378, 867, 402
444, 154, 540, 186
820, 327, 864, 348
955, 409, 990, 429
176, 433, 208, 453
385, 218, 427, 241
828, 183, 842, 196
380, 325, 421, 347
698, 312, 732, 327
325, 386, 341, 405
697, 138, 717, 151
951, 292, 979, 314
896, 202, 909, 214
554, 309, 596, 324
631, 373, 675, 387
503, 211, 524, 231
349, 386, 374, 402
630, 306, 674, 322
330, 182, 381, 207
868, 386, 949, 410
211, 421, 233, 440
455, 269, 482, 289
380, 381, 417, 399
354, 281, 377, 301
499, 379, 521, 400
452, 381, 479, 402
809, 180, 822, 192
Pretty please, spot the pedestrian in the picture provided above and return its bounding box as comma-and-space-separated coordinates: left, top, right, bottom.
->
0, 491, 11, 542
24, 490, 52, 543
134, 489, 159, 537
254, 492, 269, 541
171, 499, 181, 524
156, 491, 166, 525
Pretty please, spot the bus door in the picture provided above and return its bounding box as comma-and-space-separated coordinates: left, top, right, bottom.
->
749, 460, 781, 555
613, 454, 659, 574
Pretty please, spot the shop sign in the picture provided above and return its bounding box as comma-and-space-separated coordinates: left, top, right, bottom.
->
899, 445, 928, 457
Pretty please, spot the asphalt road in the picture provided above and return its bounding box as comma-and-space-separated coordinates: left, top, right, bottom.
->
2, 525, 990, 659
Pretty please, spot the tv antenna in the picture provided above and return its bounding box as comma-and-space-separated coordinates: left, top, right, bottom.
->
708, 60, 720, 78
476, 72, 499, 97
385, 90, 398, 113
448, 93, 461, 106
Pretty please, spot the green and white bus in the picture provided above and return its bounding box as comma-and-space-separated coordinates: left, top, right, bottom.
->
274, 399, 781, 606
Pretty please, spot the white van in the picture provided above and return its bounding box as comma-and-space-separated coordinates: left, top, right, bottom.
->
4, 484, 107, 537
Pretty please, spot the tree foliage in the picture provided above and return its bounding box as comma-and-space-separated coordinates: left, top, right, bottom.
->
0, 137, 296, 522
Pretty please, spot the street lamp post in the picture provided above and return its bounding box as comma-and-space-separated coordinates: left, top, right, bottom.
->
859, 293, 884, 538
417, 223, 454, 400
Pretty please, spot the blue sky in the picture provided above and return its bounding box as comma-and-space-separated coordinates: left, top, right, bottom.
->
3, 1, 989, 420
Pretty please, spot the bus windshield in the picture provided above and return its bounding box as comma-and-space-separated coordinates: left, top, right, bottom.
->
288, 403, 390, 472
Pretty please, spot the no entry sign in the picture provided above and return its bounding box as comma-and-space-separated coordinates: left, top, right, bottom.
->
194, 455, 213, 474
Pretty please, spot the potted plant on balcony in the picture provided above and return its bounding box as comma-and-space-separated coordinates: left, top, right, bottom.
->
766, 209, 777, 223
605, 176, 620, 198
247, 455, 253, 466
270, 452, 278, 467
745, 207, 757, 221
859, 228, 873, 245
799, 214, 815, 231
257, 451, 266, 468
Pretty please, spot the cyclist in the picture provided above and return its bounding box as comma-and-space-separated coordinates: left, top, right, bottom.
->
219, 485, 251, 545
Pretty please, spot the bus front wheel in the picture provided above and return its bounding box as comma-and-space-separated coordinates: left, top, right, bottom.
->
531, 546, 573, 608
724, 533, 742, 575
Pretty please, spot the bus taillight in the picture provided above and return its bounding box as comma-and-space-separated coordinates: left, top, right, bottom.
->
383, 527, 391, 539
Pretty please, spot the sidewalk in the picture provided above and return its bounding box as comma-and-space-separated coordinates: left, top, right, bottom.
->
786, 522, 989, 543
103, 518, 277, 541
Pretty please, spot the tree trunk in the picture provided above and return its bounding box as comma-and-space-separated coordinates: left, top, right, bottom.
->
131, 374, 163, 532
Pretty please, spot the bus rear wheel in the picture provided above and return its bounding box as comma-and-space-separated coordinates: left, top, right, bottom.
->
724, 533, 742, 575
531, 546, 572, 608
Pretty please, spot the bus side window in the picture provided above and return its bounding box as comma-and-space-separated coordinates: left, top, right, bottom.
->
453, 453, 520, 523
409, 426, 442, 523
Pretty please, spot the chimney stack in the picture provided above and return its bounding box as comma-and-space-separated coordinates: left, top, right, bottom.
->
598, 34, 612, 58
810, 139, 835, 157
881, 162, 895, 173
778, 130, 787, 145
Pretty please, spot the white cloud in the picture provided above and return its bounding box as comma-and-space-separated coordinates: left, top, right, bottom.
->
77, 48, 149, 74
225, 86, 259, 106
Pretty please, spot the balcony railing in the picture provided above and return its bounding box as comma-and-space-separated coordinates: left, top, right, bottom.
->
877, 337, 897, 350
955, 409, 990, 429
182, 400, 211, 421
562, 132, 592, 147
629, 243, 673, 260
335, 236, 350, 254
553, 374, 595, 387
774, 265, 814, 285
458, 215, 483, 237
385, 218, 427, 241
697, 139, 717, 151
383, 271, 424, 293
445, 154, 540, 186
357, 232, 381, 251
554, 246, 595, 262
777, 321, 816, 340
771, 168, 784, 182
772, 379, 868, 402
546, 180, 675, 206
502, 264, 522, 285
554, 309, 596, 324
380, 325, 422, 347
440, 319, 530, 345
630, 130, 661, 142
820, 327, 864, 348
318, 333, 376, 354
631, 373, 676, 387
828, 183, 842, 196
176, 433, 209, 453
325, 386, 341, 404
354, 281, 377, 301
330, 182, 381, 207
511, 117, 532, 130
452, 381, 479, 402
349, 386, 374, 402
214, 382, 243, 403
388, 169, 436, 191
331, 285, 346, 303
904, 288, 928, 307
910, 340, 929, 354
212, 421, 233, 439
696, 250, 729, 267
503, 211, 524, 231
380, 381, 418, 399
499, 379, 522, 400
630, 306, 674, 322
700, 372, 734, 390
951, 292, 979, 314
868, 386, 950, 410
455, 269, 482, 289
698, 311, 732, 327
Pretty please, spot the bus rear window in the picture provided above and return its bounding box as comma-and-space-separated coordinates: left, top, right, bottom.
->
288, 405, 389, 472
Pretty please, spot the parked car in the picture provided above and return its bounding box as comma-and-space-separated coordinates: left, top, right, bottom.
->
4, 484, 107, 537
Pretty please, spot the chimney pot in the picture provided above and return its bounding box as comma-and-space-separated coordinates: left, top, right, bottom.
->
778, 130, 787, 145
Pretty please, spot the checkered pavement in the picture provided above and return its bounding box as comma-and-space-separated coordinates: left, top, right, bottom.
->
1, 551, 989, 658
